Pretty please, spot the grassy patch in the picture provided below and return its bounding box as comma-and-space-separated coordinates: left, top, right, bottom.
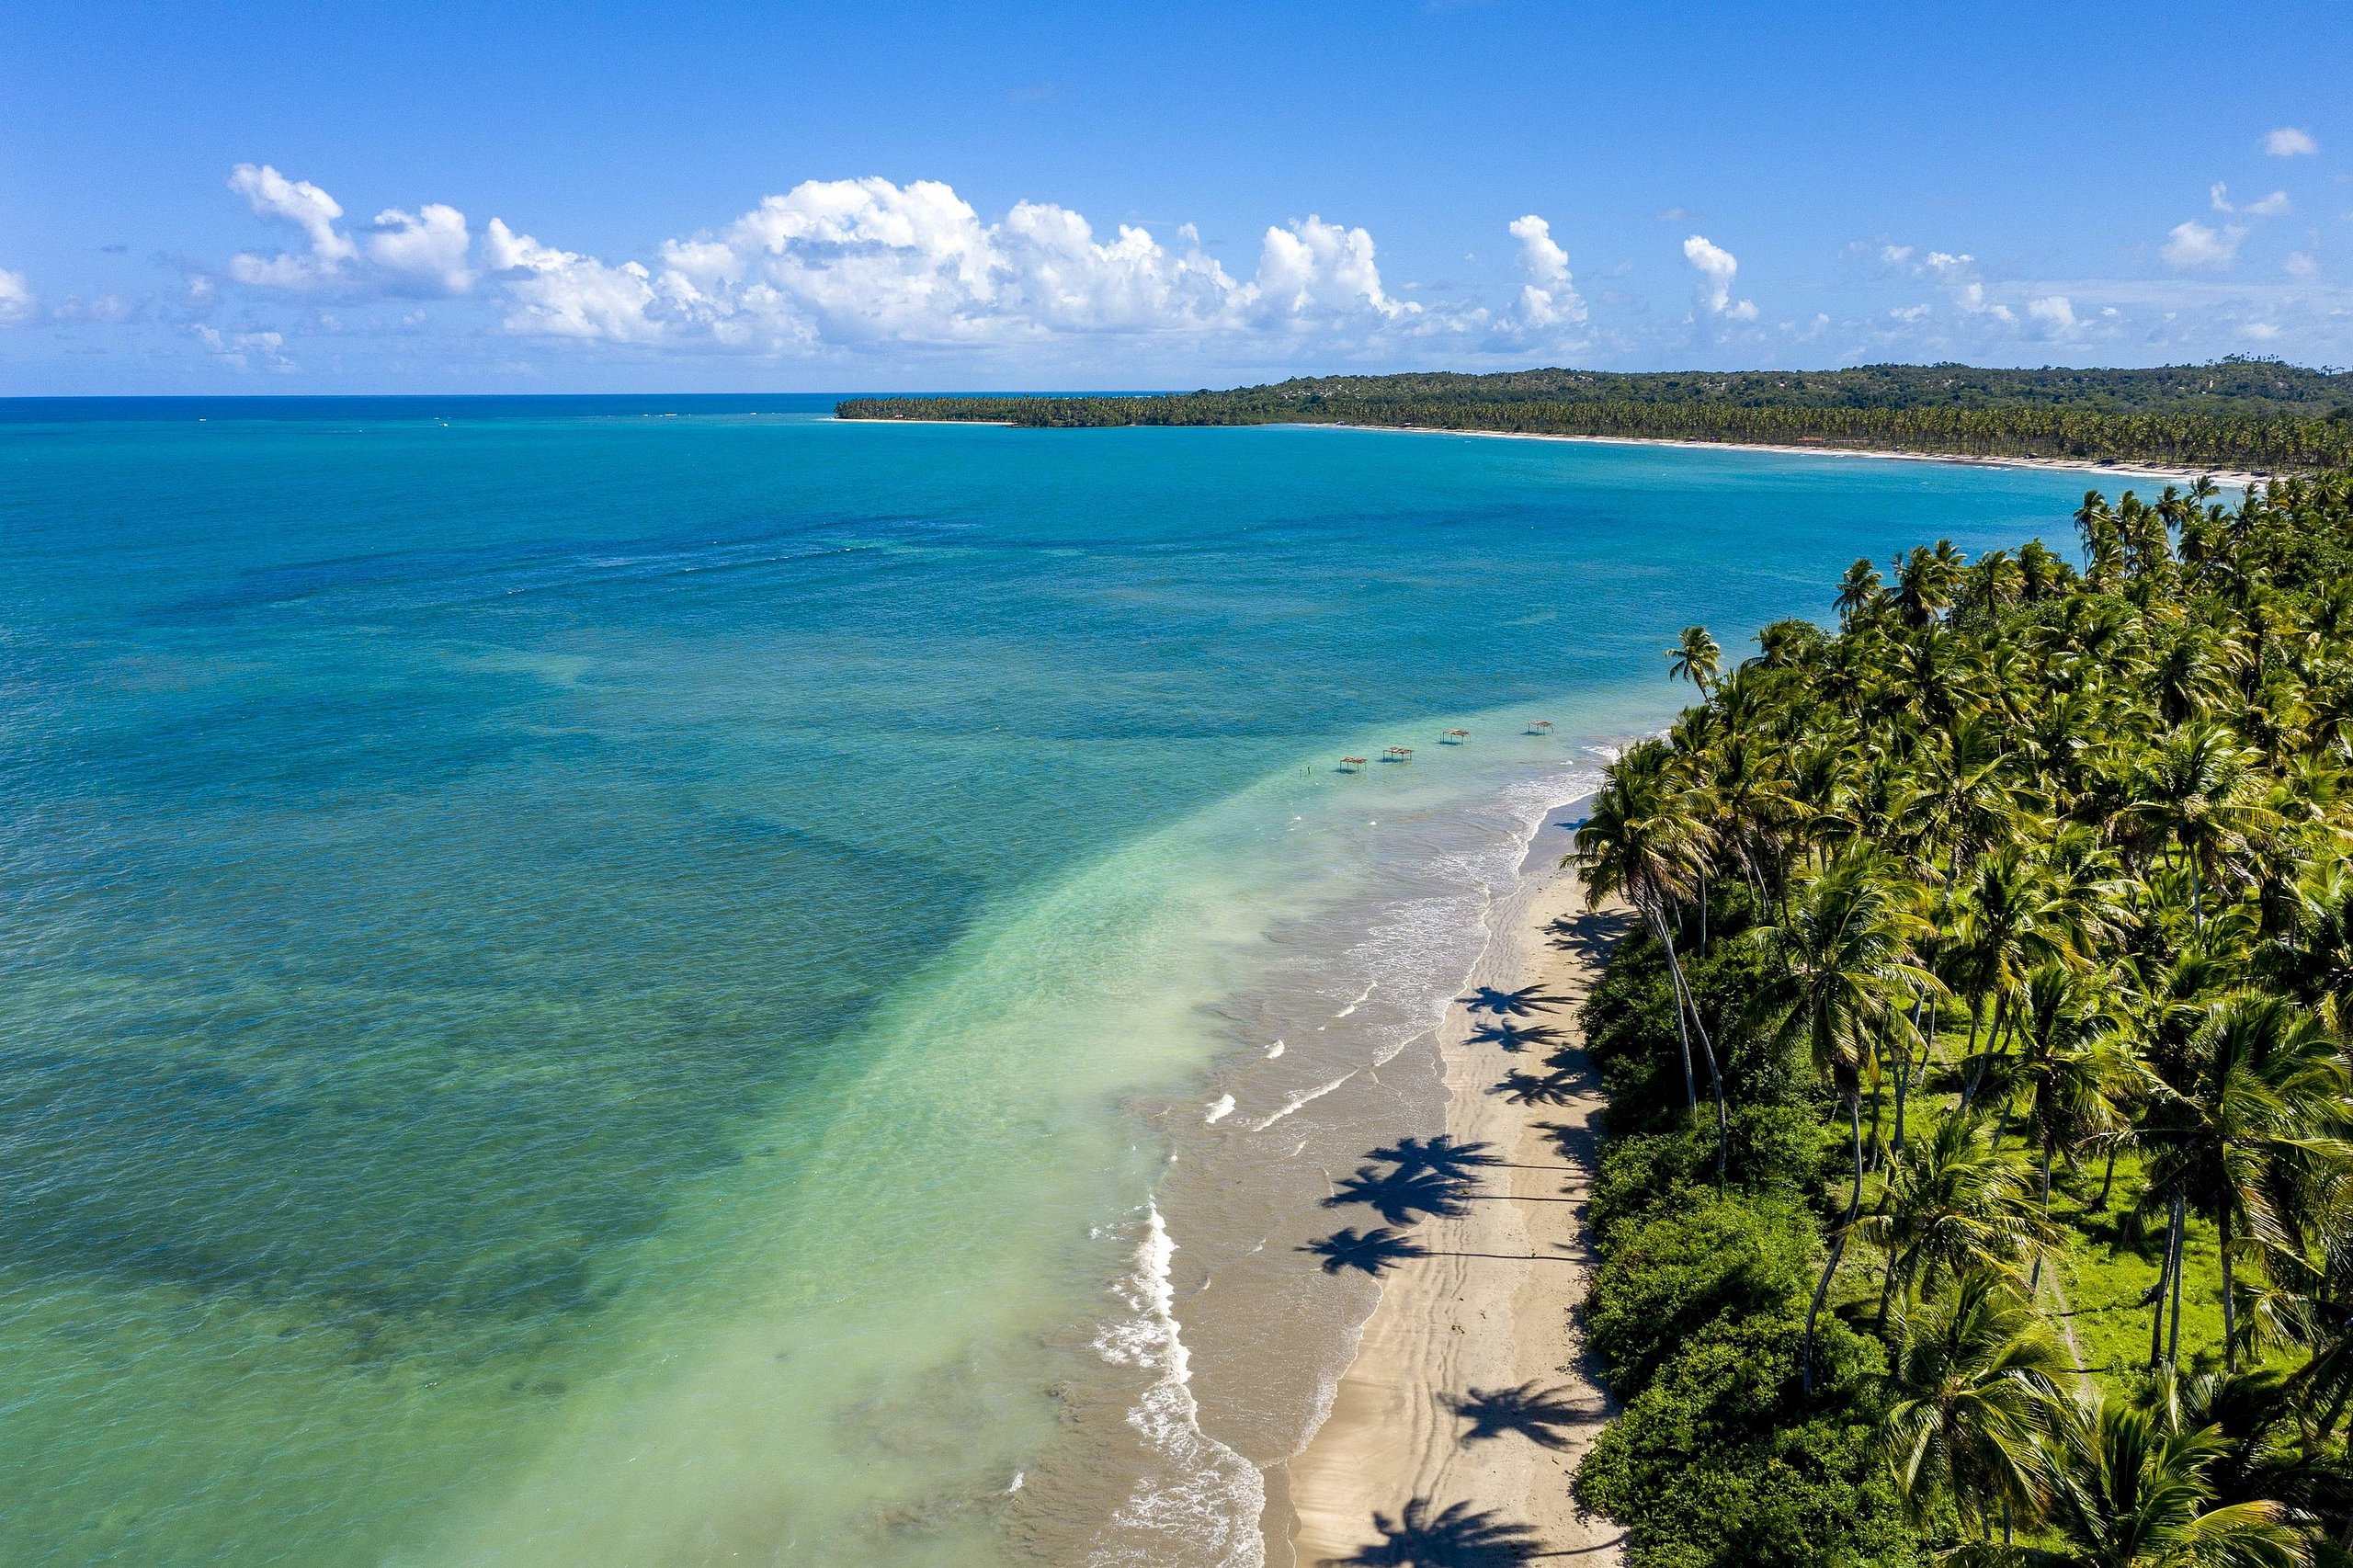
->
2041, 1149, 2224, 1392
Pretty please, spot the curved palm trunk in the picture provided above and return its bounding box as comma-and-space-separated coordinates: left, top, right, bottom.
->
1958, 1000, 1985, 1108
2149, 1198, 2180, 1369
1679, 976, 1730, 1183
2220, 1207, 2236, 1373
2095, 1142, 2119, 1211
1643, 904, 1700, 1119
2166, 1190, 2187, 1370
1803, 1090, 1865, 1394
2029, 1134, 2055, 1290
1891, 994, 1919, 1160
1653, 914, 1728, 1181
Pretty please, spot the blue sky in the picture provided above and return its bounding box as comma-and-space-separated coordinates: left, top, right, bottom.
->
3, 0, 2348, 392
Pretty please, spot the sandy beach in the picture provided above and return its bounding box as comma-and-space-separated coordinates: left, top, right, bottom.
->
1266, 808, 1627, 1567
1324, 423, 2268, 491
839, 415, 2268, 491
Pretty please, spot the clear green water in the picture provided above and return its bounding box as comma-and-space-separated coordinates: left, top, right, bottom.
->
0, 400, 2104, 1564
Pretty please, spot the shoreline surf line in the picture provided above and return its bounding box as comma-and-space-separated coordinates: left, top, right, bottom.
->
1299, 423, 2265, 490
1271, 792, 1625, 1567
829, 412, 2266, 488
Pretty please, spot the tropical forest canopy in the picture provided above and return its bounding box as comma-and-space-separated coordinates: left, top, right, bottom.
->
836, 359, 2353, 471
1561, 472, 2353, 1566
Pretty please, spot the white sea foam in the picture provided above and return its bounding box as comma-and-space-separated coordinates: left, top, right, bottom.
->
1088, 1205, 1267, 1567
1203, 1095, 1235, 1126
1263, 1040, 1284, 1059
1248, 1072, 1358, 1131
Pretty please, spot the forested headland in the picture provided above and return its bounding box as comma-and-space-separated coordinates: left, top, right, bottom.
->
1564, 473, 2353, 1565
835, 361, 2353, 472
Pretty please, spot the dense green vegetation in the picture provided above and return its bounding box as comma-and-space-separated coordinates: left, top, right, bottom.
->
835, 360, 2353, 471
1565, 473, 2353, 1565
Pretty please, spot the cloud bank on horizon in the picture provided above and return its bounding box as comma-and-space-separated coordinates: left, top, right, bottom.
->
216, 165, 1590, 357
2, 133, 2347, 386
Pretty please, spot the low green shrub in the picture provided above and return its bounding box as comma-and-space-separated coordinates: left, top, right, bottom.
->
1584, 1189, 1817, 1399
1576, 1303, 1915, 1568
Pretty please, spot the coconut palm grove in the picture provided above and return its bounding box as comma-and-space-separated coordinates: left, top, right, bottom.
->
1566, 473, 2353, 1566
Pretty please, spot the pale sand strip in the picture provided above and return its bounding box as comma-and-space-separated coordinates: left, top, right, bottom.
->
1269, 838, 1627, 1567
1319, 424, 2266, 491
837, 415, 2267, 490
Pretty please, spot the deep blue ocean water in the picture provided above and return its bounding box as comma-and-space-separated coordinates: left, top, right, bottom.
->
0, 399, 2111, 1564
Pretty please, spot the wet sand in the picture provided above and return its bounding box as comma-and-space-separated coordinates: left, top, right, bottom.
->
1267, 817, 1627, 1567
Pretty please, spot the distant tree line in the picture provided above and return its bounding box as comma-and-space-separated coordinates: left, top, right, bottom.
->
835, 360, 2353, 472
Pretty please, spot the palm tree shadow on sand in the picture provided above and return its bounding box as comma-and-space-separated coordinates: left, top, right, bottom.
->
1364, 1134, 1502, 1180
1459, 984, 1566, 1018
1491, 1069, 1582, 1108
1323, 1499, 1548, 1565
1324, 1165, 1477, 1226
1543, 907, 1635, 967
1302, 1226, 1428, 1276
1442, 1381, 1605, 1450
1467, 1020, 1563, 1053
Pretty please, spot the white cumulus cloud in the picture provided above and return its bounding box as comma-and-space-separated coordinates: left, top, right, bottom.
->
1955, 281, 2017, 324
1682, 234, 1756, 319
475, 177, 1418, 348
2211, 183, 2290, 218
365, 204, 474, 294
2262, 127, 2318, 157
193, 324, 293, 371
1506, 214, 1586, 329
483, 219, 664, 341
2161, 219, 2246, 270
0, 267, 33, 326
1252, 214, 1411, 323
227, 165, 474, 296
2026, 294, 2078, 334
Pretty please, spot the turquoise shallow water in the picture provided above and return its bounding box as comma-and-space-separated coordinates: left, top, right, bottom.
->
0, 399, 2106, 1565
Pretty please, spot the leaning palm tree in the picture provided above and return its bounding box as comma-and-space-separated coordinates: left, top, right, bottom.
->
1571, 740, 1729, 1174
1943, 1393, 2314, 1567
2138, 993, 2351, 1372
1755, 845, 1932, 1389
1667, 624, 1723, 695
1880, 1272, 2073, 1543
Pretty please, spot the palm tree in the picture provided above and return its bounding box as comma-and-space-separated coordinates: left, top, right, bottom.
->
1755, 846, 1931, 1388
2018, 539, 2073, 603
1893, 541, 1967, 628
1667, 624, 1722, 695
1880, 1273, 2073, 1543
1838, 557, 1886, 626
2139, 993, 2351, 1371
2124, 723, 2280, 937
1952, 846, 2078, 1109
1859, 1110, 2057, 1335
2004, 966, 2143, 1289
2075, 491, 2126, 589
1571, 741, 1729, 1174
1895, 710, 2018, 883
1943, 1393, 2314, 1567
